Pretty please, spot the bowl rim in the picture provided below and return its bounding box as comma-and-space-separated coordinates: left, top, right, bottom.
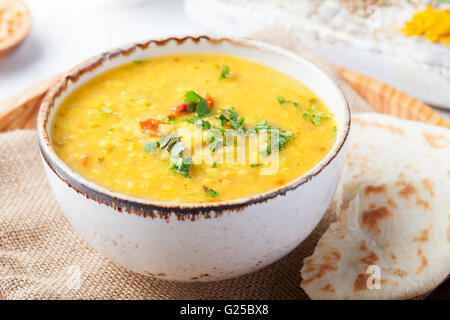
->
37, 35, 351, 216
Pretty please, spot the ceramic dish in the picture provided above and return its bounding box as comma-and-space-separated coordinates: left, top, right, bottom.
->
37, 36, 350, 281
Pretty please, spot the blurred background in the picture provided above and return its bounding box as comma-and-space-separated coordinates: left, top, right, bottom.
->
1, 0, 449, 114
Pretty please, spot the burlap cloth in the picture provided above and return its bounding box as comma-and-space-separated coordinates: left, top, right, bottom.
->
0, 29, 371, 300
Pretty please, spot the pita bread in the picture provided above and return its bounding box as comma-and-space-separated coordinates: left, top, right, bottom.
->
301, 113, 450, 300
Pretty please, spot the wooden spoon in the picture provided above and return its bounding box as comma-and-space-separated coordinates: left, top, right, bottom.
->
0, 0, 32, 61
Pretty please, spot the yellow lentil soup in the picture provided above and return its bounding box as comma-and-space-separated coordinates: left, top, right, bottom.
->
51, 54, 337, 203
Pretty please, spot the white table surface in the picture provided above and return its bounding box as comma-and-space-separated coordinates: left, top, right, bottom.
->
1, 0, 449, 122
0, 0, 205, 101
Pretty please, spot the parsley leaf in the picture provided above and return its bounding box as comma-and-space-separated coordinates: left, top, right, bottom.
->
303, 106, 332, 126
277, 96, 332, 125
100, 107, 119, 116
203, 186, 219, 197
207, 129, 224, 151
216, 114, 229, 127
168, 142, 192, 178
219, 65, 234, 80
216, 108, 246, 132
277, 96, 287, 104
184, 91, 212, 118
196, 119, 212, 129
185, 90, 200, 104
211, 161, 218, 168
250, 163, 262, 167
225, 108, 238, 121
144, 142, 158, 153
158, 132, 174, 149
254, 121, 293, 156
167, 116, 175, 123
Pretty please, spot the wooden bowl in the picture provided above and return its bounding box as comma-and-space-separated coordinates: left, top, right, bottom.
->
0, 0, 32, 61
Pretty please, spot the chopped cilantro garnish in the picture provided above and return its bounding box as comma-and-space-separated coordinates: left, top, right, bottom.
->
167, 116, 175, 123
158, 132, 174, 149
169, 141, 185, 158
211, 161, 218, 168
196, 119, 212, 129
216, 114, 229, 127
277, 96, 287, 104
143, 133, 191, 177
184, 91, 212, 118
184, 90, 200, 104
225, 108, 238, 121
219, 65, 234, 80
168, 141, 192, 178
215, 108, 246, 132
292, 101, 301, 109
277, 96, 331, 125
302, 106, 332, 126
133, 60, 147, 65
100, 107, 119, 116
203, 186, 219, 197
144, 142, 158, 153
207, 129, 224, 151
277, 96, 300, 109
250, 163, 262, 167
254, 120, 293, 156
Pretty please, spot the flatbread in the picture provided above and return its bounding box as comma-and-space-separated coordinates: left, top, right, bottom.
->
301, 113, 450, 299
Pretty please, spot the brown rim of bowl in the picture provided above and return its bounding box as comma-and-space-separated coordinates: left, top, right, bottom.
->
37, 35, 351, 219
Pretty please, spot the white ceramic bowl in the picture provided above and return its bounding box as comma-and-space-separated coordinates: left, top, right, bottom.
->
37, 36, 350, 282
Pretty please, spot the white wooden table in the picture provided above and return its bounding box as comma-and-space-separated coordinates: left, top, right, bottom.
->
0, 0, 204, 102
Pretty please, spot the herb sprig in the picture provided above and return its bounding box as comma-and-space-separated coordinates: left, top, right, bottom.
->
100, 107, 119, 116
184, 91, 213, 118
144, 132, 191, 178
219, 65, 234, 80
203, 186, 219, 197
277, 97, 332, 126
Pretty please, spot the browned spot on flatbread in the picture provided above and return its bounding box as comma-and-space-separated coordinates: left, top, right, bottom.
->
395, 268, 408, 277
397, 183, 416, 200
421, 178, 435, 197
325, 251, 341, 261
360, 240, 368, 251
447, 226, 450, 243
413, 229, 429, 243
416, 248, 428, 274
387, 198, 398, 209
353, 118, 405, 136
423, 132, 450, 149
320, 283, 336, 293
364, 184, 387, 196
353, 273, 370, 293
359, 251, 379, 265
361, 206, 393, 234
447, 170, 450, 178
302, 250, 341, 286
390, 252, 397, 261
415, 196, 430, 210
